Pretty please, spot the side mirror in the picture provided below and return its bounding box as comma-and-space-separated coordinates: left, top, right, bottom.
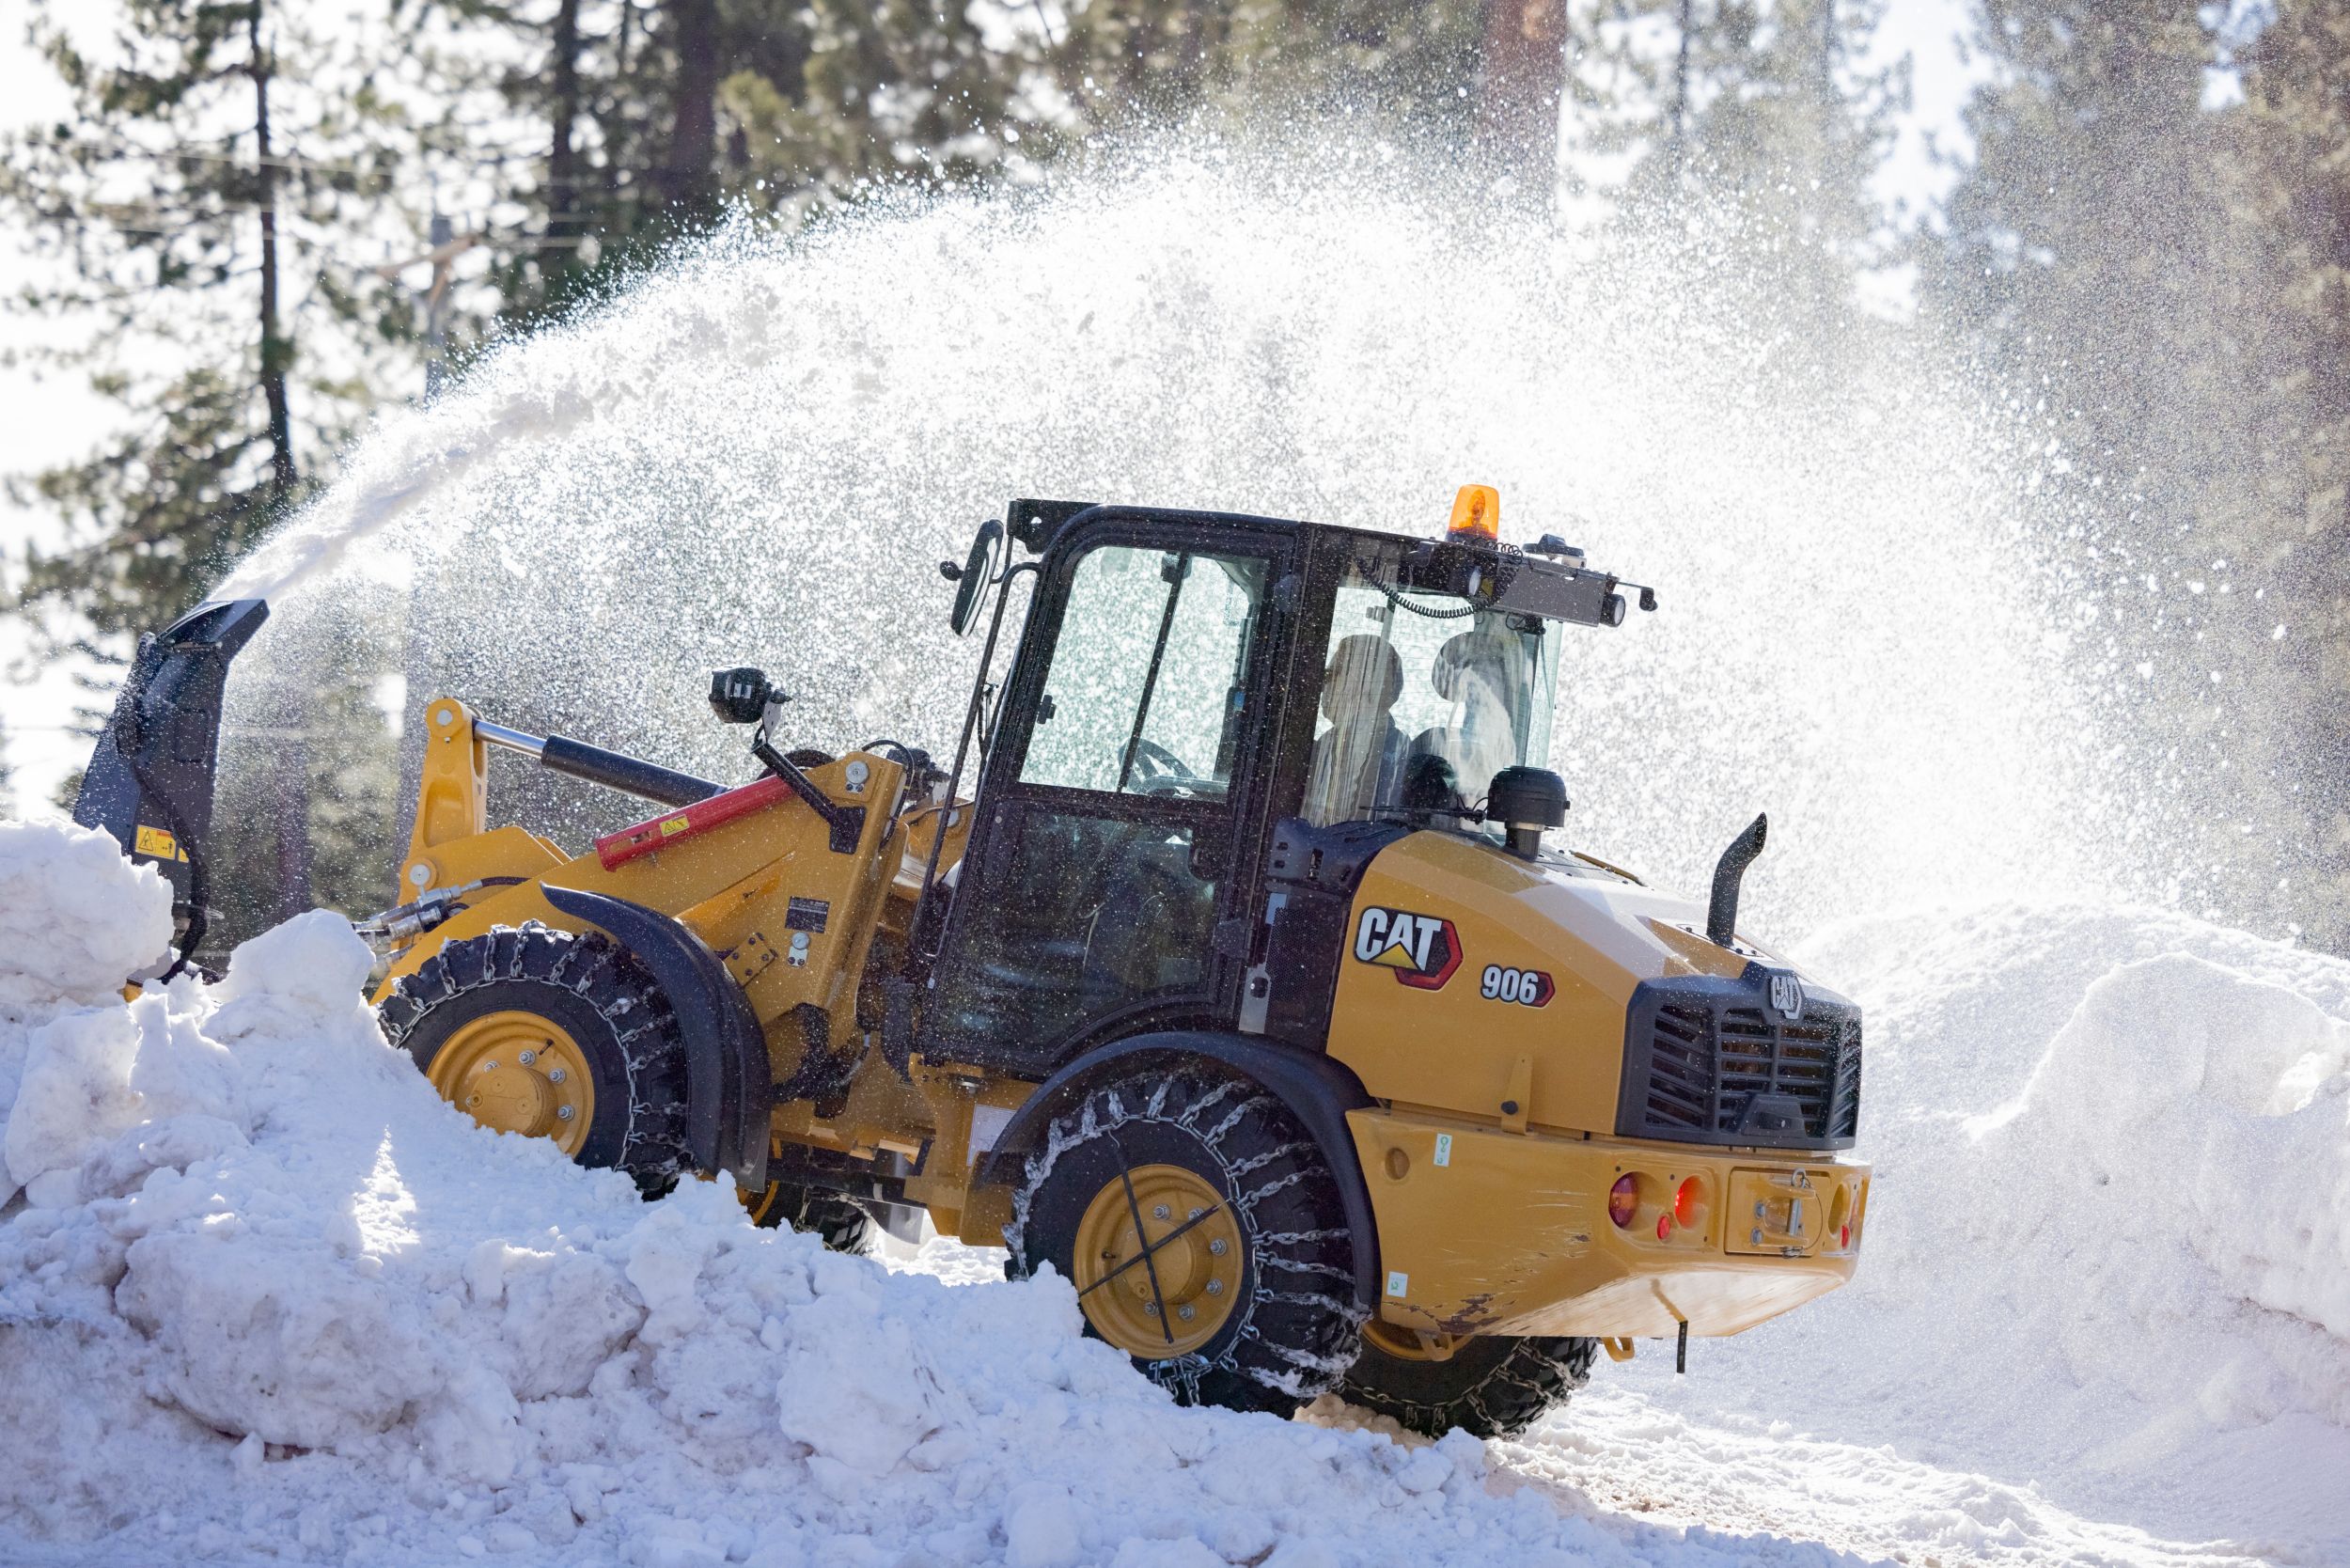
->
943, 520, 1004, 636
709, 666, 781, 724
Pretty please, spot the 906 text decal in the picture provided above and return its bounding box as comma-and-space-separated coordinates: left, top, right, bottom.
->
1480, 964, 1555, 1007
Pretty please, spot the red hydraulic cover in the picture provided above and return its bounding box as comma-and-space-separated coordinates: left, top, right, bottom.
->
594, 773, 795, 870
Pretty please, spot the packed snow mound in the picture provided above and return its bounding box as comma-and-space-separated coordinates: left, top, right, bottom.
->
0, 817, 172, 1006
1651, 901, 2350, 1555
0, 818, 1785, 1567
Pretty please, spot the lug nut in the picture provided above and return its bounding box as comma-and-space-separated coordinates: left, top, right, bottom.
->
1177, 1304, 1195, 1321
518, 1050, 536, 1066
556, 1106, 575, 1122
1145, 1301, 1160, 1316
1205, 1279, 1223, 1296
1152, 1204, 1170, 1221
1187, 1208, 1203, 1220
1208, 1239, 1228, 1256
547, 1069, 566, 1084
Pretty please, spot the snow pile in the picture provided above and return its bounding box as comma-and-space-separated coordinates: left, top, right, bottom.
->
6, 816, 2346, 1564
1633, 902, 2350, 1558
0, 819, 1755, 1568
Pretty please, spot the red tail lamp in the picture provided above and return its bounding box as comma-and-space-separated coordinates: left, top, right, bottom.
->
1840, 1223, 1852, 1249
1655, 1214, 1672, 1241
1607, 1174, 1637, 1229
1674, 1177, 1702, 1228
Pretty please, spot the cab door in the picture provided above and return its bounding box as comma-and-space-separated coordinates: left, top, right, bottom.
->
919, 517, 1292, 1074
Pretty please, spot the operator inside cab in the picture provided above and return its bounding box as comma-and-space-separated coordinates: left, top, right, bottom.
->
1302, 554, 1557, 832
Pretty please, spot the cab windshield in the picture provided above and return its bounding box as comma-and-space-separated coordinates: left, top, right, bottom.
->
1302, 553, 1559, 833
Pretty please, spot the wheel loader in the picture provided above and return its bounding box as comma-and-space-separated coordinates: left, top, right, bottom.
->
77, 485, 1870, 1438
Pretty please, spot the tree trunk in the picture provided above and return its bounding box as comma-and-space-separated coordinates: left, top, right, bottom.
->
543, 0, 583, 277
659, 0, 719, 216
249, 2, 295, 500
1478, 0, 1568, 201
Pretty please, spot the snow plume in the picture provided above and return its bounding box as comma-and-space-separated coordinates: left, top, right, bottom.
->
0, 817, 1708, 1566
212, 145, 2135, 945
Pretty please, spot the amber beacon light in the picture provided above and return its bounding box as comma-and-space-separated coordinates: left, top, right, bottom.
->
1447, 482, 1501, 541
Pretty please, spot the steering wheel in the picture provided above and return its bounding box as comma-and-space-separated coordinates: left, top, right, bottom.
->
1126, 738, 1199, 794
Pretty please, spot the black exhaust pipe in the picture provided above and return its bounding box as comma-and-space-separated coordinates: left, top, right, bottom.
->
74, 598, 272, 976
1705, 812, 1769, 949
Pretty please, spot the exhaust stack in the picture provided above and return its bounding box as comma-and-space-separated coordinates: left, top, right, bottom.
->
1705, 812, 1769, 949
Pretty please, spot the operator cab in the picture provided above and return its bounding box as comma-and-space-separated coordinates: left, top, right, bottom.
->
1305, 542, 1560, 835
910, 486, 1652, 1079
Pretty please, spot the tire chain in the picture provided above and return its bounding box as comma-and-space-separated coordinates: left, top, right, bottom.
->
377, 921, 691, 1185
1007, 1066, 1368, 1407
1344, 1334, 1598, 1440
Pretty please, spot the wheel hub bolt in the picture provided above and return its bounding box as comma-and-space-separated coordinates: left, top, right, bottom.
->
1205, 1278, 1223, 1295
1208, 1238, 1228, 1256
1187, 1208, 1203, 1220
1145, 1301, 1160, 1316
518, 1050, 536, 1066
1177, 1304, 1195, 1322
1152, 1205, 1170, 1221
547, 1069, 566, 1084
556, 1105, 574, 1121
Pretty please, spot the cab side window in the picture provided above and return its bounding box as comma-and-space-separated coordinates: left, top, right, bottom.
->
1021, 548, 1266, 800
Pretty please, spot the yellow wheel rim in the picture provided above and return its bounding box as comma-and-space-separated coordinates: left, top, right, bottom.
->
1071, 1164, 1244, 1358
428, 1011, 595, 1156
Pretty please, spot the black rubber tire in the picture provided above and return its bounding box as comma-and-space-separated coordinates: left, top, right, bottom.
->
1006, 1065, 1364, 1417
1339, 1332, 1597, 1439
748, 1183, 875, 1253
377, 924, 690, 1193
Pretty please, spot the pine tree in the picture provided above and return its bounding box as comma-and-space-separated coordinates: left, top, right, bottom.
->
2230, 5, 2350, 940
1571, 0, 1902, 300
1, 0, 421, 646
722, 0, 1009, 206
1921, 1, 2321, 936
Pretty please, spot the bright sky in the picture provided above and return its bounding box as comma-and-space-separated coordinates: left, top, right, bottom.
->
0, 10, 102, 814
0, 0, 1986, 815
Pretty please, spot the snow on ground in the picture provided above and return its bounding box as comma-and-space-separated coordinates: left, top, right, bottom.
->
1, 814, 2345, 1567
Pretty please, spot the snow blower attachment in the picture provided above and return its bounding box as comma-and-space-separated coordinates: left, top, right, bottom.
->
73, 597, 270, 977
95, 485, 1870, 1438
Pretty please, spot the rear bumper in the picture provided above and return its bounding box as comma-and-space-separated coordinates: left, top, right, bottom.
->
1346, 1106, 1870, 1339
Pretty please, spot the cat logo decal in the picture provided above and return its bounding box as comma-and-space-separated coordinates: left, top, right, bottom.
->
1352, 906, 1463, 991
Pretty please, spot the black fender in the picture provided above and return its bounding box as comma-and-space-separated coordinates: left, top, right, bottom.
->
540, 886, 771, 1194
979, 1030, 1383, 1312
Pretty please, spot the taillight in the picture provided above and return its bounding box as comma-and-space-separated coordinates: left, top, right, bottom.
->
1608, 1174, 1637, 1229
1841, 1223, 1852, 1249
1654, 1214, 1671, 1241
1674, 1177, 1701, 1227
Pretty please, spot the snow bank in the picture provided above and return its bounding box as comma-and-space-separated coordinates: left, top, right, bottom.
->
1628, 902, 2350, 1558
7, 816, 2346, 1564
0, 819, 1762, 1568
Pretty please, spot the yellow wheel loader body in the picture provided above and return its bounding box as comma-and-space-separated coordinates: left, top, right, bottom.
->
95, 487, 1872, 1433
1323, 830, 1867, 1341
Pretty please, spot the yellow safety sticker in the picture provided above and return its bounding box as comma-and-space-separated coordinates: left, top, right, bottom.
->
133, 824, 187, 862
660, 816, 692, 838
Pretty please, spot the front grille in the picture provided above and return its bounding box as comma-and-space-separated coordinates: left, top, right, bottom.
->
1621, 976, 1861, 1150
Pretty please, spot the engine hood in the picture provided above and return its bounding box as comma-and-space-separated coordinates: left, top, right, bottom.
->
1310, 829, 1856, 1143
